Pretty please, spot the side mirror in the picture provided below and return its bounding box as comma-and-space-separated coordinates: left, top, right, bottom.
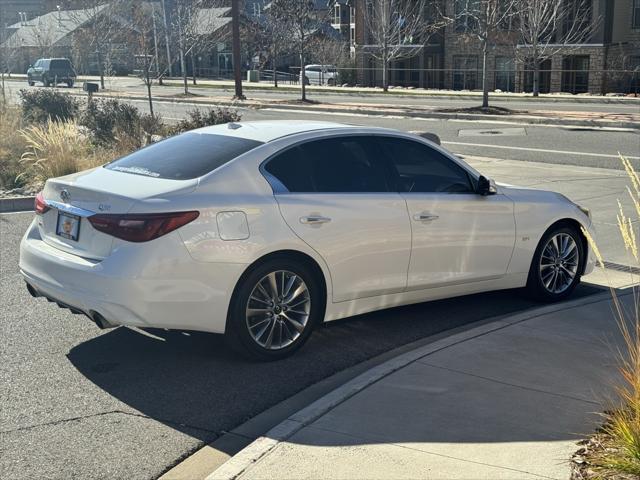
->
477, 176, 497, 196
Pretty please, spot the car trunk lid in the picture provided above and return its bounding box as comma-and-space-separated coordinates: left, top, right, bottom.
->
38, 167, 197, 260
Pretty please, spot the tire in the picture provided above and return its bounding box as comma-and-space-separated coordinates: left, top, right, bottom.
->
327, 78, 336, 86
43, 76, 50, 87
526, 225, 584, 302
67, 80, 74, 88
27, 79, 34, 86
225, 257, 324, 361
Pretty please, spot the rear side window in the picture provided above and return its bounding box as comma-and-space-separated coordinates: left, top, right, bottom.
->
50, 59, 72, 69
265, 136, 389, 193
106, 133, 263, 180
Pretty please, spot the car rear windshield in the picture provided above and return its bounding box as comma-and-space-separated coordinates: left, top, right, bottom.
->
50, 59, 72, 69
105, 132, 263, 180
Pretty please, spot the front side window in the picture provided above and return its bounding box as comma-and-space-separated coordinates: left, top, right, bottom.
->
265, 136, 389, 193
377, 137, 474, 194
106, 133, 263, 180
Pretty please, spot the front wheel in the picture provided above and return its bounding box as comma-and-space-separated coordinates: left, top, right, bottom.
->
526, 225, 584, 302
67, 80, 74, 88
225, 258, 323, 360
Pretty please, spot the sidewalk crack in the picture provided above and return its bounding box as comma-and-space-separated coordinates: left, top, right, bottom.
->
1, 410, 219, 436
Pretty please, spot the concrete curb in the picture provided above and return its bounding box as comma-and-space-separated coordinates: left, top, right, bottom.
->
72, 93, 640, 130
0, 196, 35, 213
205, 289, 622, 480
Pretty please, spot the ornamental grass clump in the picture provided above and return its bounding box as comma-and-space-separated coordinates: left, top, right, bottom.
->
18, 121, 101, 184
574, 155, 640, 479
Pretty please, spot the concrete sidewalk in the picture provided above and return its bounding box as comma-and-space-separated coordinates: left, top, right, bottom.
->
209, 289, 634, 480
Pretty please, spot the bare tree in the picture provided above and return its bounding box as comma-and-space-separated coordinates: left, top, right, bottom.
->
309, 34, 349, 85
173, 0, 228, 95
262, 5, 291, 87
131, 4, 156, 116
69, 1, 121, 90
456, 0, 516, 107
270, 0, 320, 101
363, 0, 445, 92
513, 0, 600, 96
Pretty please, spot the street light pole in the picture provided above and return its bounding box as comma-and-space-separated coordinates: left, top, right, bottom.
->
231, 0, 245, 100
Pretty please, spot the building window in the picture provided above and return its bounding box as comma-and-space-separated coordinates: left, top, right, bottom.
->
495, 57, 515, 92
634, 0, 640, 28
455, 0, 479, 32
334, 4, 341, 24
252, 2, 261, 17
523, 58, 552, 93
562, 55, 590, 94
453, 55, 478, 90
562, 0, 592, 36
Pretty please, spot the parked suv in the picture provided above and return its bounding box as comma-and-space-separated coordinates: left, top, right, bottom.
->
27, 58, 76, 87
301, 65, 338, 86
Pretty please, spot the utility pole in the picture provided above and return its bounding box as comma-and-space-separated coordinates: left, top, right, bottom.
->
231, 0, 245, 99
151, 4, 161, 83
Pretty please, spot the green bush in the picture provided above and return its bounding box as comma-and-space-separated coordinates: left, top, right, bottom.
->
80, 98, 141, 144
19, 89, 79, 124
168, 107, 241, 135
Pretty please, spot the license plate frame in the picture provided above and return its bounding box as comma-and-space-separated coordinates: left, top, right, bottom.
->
56, 211, 81, 241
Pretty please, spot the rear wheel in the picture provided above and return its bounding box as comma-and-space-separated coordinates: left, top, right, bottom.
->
225, 258, 323, 360
43, 76, 50, 87
526, 225, 584, 302
327, 78, 336, 86
67, 80, 74, 88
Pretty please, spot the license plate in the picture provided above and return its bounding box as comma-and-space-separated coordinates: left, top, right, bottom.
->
56, 211, 80, 241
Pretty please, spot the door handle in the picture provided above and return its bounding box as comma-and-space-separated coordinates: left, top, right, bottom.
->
300, 215, 331, 225
413, 213, 439, 222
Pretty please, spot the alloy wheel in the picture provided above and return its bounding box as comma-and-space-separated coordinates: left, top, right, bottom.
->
245, 270, 311, 350
539, 233, 579, 294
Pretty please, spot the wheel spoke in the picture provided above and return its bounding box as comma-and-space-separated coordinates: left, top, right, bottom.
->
247, 307, 270, 316
267, 272, 279, 300
282, 313, 305, 333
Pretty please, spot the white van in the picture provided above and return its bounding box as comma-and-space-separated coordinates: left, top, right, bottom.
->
301, 65, 338, 86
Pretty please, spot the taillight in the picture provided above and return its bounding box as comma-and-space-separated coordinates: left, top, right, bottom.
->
35, 192, 50, 215
88, 211, 199, 242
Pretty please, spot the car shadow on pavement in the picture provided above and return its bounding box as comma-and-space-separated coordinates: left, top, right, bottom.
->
66, 284, 603, 447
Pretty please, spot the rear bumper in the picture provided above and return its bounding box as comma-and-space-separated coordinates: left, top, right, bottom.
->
19, 218, 247, 334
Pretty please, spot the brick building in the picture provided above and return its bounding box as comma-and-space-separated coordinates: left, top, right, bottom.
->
352, 0, 640, 94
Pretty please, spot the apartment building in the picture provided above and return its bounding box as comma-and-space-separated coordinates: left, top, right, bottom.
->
352, 0, 640, 94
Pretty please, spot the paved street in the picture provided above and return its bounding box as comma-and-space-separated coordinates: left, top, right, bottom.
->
1, 89, 639, 479
4, 76, 640, 113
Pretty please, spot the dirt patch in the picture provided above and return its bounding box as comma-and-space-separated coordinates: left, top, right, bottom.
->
436, 106, 524, 115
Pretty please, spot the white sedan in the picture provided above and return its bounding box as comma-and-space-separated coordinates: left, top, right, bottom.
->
20, 121, 595, 360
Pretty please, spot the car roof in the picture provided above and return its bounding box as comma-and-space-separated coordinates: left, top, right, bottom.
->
195, 120, 363, 143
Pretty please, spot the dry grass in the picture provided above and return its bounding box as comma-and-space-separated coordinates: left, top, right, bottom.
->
0, 106, 28, 189
576, 154, 640, 479
18, 121, 116, 185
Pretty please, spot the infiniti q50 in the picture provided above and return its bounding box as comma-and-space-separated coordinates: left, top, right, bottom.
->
19, 121, 595, 359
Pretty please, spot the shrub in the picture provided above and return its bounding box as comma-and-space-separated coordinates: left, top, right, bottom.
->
0, 106, 28, 189
19, 89, 79, 124
18, 121, 101, 184
168, 107, 241, 135
80, 98, 141, 144
80, 99, 165, 148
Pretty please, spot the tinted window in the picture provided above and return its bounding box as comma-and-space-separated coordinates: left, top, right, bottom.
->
106, 133, 263, 180
265, 136, 389, 193
50, 59, 72, 69
378, 137, 474, 193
